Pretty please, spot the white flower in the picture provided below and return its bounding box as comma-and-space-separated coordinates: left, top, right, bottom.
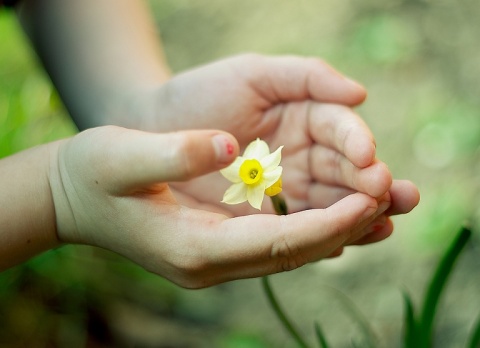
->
220, 138, 283, 210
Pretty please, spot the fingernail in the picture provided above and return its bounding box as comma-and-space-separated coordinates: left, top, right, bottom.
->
369, 215, 387, 233
212, 134, 237, 164
371, 223, 385, 233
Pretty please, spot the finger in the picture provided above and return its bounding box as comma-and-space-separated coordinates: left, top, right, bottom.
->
348, 218, 394, 246
309, 145, 392, 198
325, 246, 344, 258
245, 54, 367, 106
81, 126, 239, 192
308, 103, 376, 168
208, 192, 378, 283
343, 193, 392, 244
308, 183, 355, 209
386, 180, 420, 216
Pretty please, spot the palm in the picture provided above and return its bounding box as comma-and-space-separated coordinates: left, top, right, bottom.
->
157, 54, 414, 218
171, 101, 315, 216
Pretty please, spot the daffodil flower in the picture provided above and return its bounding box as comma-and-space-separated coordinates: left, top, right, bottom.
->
220, 138, 283, 210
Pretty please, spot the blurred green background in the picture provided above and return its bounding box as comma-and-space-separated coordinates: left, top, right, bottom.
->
1, 0, 479, 347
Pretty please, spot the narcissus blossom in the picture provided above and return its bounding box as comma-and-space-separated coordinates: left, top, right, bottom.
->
220, 138, 283, 210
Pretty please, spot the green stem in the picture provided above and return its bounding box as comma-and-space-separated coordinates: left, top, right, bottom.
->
270, 194, 288, 215
263, 195, 310, 347
418, 226, 472, 347
262, 276, 310, 348
314, 321, 330, 348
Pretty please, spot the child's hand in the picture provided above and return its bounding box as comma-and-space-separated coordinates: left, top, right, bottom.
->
49, 126, 396, 288
143, 55, 419, 242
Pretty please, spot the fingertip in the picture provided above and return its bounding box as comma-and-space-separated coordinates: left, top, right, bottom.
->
387, 180, 421, 215
342, 119, 376, 168
353, 218, 394, 246
304, 58, 368, 105
325, 246, 344, 258
177, 130, 239, 179
365, 161, 393, 198
350, 138, 377, 168
343, 77, 368, 106
403, 180, 421, 209
211, 132, 239, 166
334, 192, 378, 223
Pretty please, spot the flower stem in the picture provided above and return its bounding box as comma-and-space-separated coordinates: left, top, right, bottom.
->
262, 276, 310, 348
263, 195, 310, 347
270, 194, 288, 215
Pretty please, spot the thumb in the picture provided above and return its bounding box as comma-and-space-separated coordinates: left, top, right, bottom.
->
87, 126, 239, 191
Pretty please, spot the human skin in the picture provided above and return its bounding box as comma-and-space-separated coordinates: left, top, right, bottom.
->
12, 0, 420, 269
1, 126, 394, 288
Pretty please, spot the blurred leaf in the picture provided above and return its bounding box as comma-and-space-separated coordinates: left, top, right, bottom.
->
318, 286, 378, 347
417, 226, 472, 347
314, 321, 330, 348
401, 290, 417, 348
467, 311, 480, 348
220, 332, 268, 348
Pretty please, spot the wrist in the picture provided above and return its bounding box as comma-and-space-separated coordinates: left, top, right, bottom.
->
0, 142, 63, 270
47, 138, 83, 245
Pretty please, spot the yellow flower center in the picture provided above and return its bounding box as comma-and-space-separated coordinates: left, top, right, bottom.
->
239, 159, 263, 185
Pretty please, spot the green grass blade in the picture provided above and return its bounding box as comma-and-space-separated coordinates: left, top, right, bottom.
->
418, 226, 472, 346
261, 276, 310, 348
467, 311, 480, 348
401, 290, 417, 348
319, 286, 378, 347
314, 321, 330, 348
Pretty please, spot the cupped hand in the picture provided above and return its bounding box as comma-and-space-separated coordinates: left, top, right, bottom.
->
140, 54, 419, 225
48, 126, 399, 288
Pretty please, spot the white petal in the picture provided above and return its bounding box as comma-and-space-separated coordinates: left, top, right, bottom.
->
220, 157, 244, 183
247, 184, 266, 210
222, 182, 248, 205
260, 146, 283, 171
262, 166, 283, 188
243, 138, 270, 159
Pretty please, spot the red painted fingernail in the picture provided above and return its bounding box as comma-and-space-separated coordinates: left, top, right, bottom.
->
212, 134, 237, 164
226, 142, 234, 155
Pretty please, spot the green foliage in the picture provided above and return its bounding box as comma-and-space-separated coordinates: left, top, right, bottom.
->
219, 332, 269, 348
467, 312, 480, 348
263, 226, 476, 347
262, 276, 309, 348
414, 226, 472, 347
401, 226, 473, 347
402, 290, 417, 348
314, 322, 330, 348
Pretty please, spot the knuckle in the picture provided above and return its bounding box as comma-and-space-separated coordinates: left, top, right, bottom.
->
270, 226, 308, 272
170, 133, 195, 180
171, 132, 218, 181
